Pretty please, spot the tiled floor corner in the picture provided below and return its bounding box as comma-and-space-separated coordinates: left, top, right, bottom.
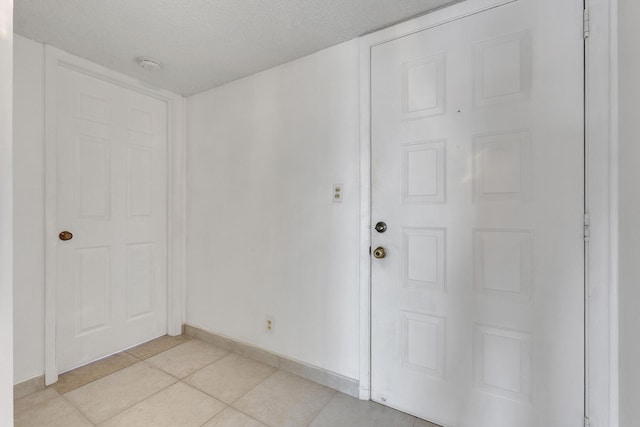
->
15, 335, 442, 427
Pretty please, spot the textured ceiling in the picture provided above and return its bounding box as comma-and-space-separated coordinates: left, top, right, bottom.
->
14, 0, 458, 96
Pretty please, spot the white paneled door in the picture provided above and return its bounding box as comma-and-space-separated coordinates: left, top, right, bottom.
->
370, 1, 584, 426
55, 66, 168, 372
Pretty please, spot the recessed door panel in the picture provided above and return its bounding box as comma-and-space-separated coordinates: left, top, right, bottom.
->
473, 229, 532, 302
401, 141, 446, 203
74, 246, 111, 335
401, 311, 446, 378
76, 136, 111, 219
126, 243, 155, 320
127, 146, 153, 217
402, 54, 446, 120
76, 92, 109, 124
401, 228, 446, 291
473, 324, 532, 402
474, 30, 532, 107
473, 130, 531, 202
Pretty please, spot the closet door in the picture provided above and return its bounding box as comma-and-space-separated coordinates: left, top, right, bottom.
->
55, 65, 168, 372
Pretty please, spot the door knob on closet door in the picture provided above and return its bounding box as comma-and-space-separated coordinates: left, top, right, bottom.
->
59, 231, 73, 241
373, 247, 387, 259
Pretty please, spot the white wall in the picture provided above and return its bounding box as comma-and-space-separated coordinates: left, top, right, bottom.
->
186, 39, 361, 380
618, 1, 640, 424
12, 34, 45, 384
0, 0, 13, 422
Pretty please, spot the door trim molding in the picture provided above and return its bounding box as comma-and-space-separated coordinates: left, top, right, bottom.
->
584, 0, 618, 425
43, 45, 186, 385
359, 1, 618, 425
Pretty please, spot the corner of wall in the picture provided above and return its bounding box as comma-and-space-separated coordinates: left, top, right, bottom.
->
1, 0, 15, 417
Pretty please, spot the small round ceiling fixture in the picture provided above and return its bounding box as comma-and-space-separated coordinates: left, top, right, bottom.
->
137, 56, 162, 72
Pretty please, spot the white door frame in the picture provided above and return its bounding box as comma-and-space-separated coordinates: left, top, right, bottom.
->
358, 0, 619, 425
43, 45, 186, 385
0, 0, 13, 417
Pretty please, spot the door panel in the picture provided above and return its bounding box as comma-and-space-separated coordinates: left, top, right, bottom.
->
56, 66, 168, 372
370, 1, 584, 426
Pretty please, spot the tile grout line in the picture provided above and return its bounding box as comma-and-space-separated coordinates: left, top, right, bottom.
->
195, 403, 226, 426
187, 358, 280, 426
14, 336, 194, 425
196, 401, 229, 427
61, 355, 183, 425
55, 333, 192, 394
179, 348, 279, 407
14, 388, 96, 426
59, 389, 98, 426
104, 343, 235, 424
84, 367, 179, 426
225, 368, 282, 421
228, 403, 277, 427
124, 335, 193, 361
225, 367, 279, 406
28, 337, 343, 427
16, 360, 141, 425
101, 341, 233, 425
12, 387, 60, 416
226, 368, 337, 427
52, 352, 144, 395
116, 348, 270, 427
186, 326, 360, 398
303, 388, 338, 427
144, 349, 230, 383
223, 366, 346, 427
179, 349, 234, 384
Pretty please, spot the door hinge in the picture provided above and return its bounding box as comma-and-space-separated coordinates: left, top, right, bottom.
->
583, 8, 590, 39
584, 416, 591, 427
584, 212, 591, 242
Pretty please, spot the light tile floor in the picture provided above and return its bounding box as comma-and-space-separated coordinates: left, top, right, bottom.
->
14, 335, 441, 427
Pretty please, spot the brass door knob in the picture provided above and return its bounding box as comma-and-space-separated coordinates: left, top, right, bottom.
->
373, 247, 387, 259
59, 231, 73, 241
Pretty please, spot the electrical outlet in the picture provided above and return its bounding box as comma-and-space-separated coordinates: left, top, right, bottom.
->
266, 316, 274, 334
333, 184, 343, 203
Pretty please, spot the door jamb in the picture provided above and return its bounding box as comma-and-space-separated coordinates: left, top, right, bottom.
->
358, 1, 618, 425
584, 0, 618, 425
43, 45, 186, 385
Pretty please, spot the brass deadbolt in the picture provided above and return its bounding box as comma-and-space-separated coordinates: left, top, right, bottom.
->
373, 247, 387, 259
